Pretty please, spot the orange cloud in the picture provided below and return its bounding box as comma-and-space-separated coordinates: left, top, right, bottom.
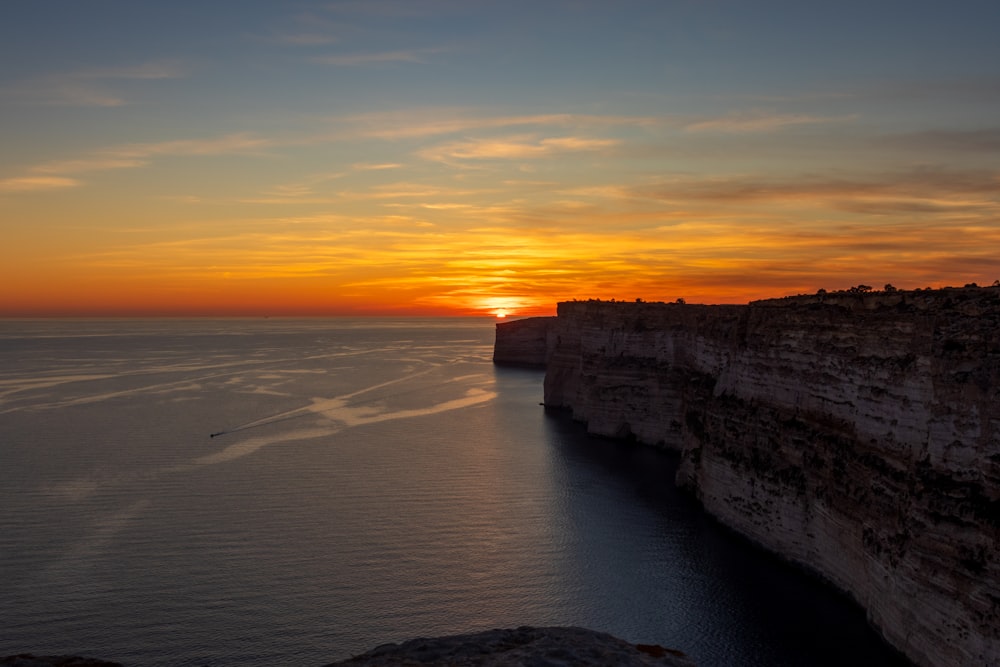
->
0, 176, 80, 192
419, 135, 618, 163
683, 111, 857, 133
340, 110, 661, 140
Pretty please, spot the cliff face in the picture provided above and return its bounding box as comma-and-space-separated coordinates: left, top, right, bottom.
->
492, 316, 555, 367
509, 289, 1000, 667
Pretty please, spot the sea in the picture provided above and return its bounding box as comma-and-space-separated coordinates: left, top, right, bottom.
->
0, 318, 908, 666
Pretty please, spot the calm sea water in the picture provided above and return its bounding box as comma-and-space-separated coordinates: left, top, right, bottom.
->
0, 318, 907, 666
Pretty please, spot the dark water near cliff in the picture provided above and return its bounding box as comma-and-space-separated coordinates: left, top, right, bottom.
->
0, 319, 907, 666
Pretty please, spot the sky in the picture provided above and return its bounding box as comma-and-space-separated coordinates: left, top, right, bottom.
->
2, 0, 999, 317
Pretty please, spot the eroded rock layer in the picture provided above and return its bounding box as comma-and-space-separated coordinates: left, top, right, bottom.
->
501, 289, 1000, 667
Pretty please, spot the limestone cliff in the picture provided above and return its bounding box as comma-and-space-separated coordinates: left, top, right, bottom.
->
499, 288, 1000, 667
492, 316, 554, 367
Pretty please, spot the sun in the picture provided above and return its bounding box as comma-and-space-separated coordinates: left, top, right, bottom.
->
478, 297, 521, 318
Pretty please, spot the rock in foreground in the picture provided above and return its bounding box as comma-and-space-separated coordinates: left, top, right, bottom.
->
1, 657, 122, 667
326, 626, 695, 666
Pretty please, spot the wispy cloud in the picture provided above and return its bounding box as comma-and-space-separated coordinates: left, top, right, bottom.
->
76, 61, 185, 80
341, 110, 661, 139
337, 182, 488, 200
256, 8, 342, 47
2, 82, 126, 108
2, 133, 273, 195
322, 0, 452, 19
683, 111, 857, 133
630, 167, 1000, 217
271, 32, 338, 46
878, 128, 1000, 153
111, 133, 272, 158
32, 157, 149, 175
857, 77, 1000, 103
352, 162, 403, 170
419, 135, 619, 163
1, 59, 185, 107
0, 176, 80, 193
253, 172, 347, 202
311, 48, 444, 66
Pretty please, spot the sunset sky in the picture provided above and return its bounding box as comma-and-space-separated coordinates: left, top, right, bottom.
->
2, 1, 999, 317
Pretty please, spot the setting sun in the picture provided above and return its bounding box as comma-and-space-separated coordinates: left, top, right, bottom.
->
476, 297, 526, 319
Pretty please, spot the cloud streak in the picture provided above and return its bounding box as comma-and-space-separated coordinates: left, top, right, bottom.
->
340, 110, 662, 139
1, 133, 274, 194
419, 135, 619, 163
271, 32, 338, 46
0, 176, 80, 193
352, 162, 403, 171
878, 128, 1000, 154
1, 59, 184, 107
311, 48, 444, 66
75, 61, 186, 80
631, 167, 1000, 212
684, 111, 857, 133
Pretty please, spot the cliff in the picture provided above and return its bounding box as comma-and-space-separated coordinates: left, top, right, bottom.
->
497, 288, 1000, 667
492, 316, 554, 367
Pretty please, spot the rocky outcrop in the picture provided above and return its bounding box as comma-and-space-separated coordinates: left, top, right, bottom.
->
0, 657, 122, 667
3, 628, 694, 667
326, 626, 695, 666
517, 288, 1000, 667
492, 316, 555, 367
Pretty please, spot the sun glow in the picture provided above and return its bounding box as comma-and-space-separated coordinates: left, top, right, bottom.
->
476, 296, 524, 319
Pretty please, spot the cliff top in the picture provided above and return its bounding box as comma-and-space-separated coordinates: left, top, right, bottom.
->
556, 284, 1000, 314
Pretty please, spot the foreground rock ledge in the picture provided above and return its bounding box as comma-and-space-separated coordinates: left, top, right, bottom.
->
2, 628, 694, 667
325, 626, 695, 666
0, 657, 122, 667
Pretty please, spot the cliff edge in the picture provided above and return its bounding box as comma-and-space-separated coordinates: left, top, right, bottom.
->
497, 287, 1000, 667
